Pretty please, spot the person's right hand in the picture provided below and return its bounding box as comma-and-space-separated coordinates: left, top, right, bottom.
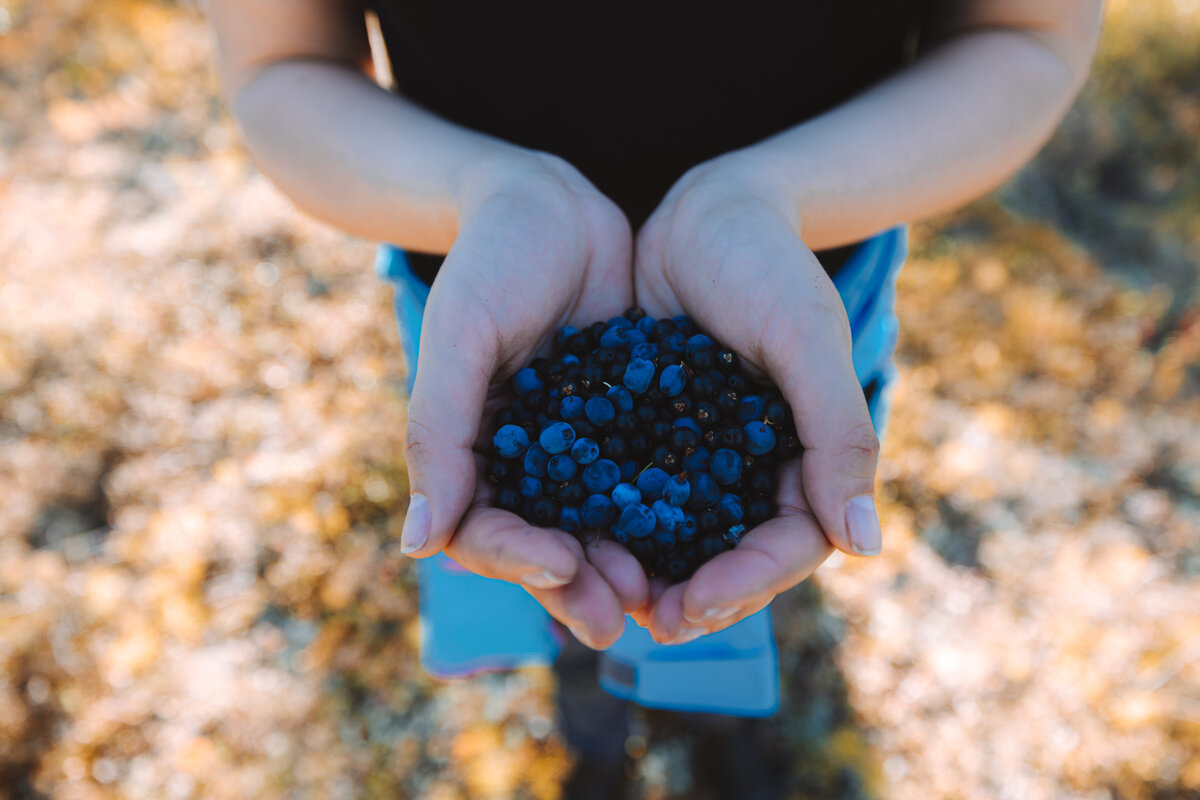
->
399, 152, 647, 649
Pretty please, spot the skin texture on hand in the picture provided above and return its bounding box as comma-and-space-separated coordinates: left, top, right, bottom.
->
400, 158, 648, 649
630, 157, 875, 644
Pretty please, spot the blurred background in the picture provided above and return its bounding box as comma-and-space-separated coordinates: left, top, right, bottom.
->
0, 0, 1198, 798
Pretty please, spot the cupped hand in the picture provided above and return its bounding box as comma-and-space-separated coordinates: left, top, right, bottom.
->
630, 153, 884, 644
400, 152, 647, 648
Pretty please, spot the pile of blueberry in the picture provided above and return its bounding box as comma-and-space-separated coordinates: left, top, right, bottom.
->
487, 308, 800, 582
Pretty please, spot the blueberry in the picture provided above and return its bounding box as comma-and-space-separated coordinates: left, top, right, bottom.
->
570, 437, 600, 464
682, 446, 711, 473
581, 459, 621, 494
555, 325, 579, 348
615, 503, 656, 539
580, 494, 616, 528
696, 402, 720, 429
611, 482, 642, 510
669, 427, 699, 454
662, 474, 691, 507
495, 487, 522, 512
636, 316, 657, 337
660, 332, 686, 358
599, 326, 632, 350
548, 454, 578, 482
673, 417, 701, 436
623, 358, 656, 394
559, 482, 585, 505
493, 424, 531, 459
742, 421, 778, 455
738, 395, 766, 424
531, 497, 561, 527
512, 367, 543, 396
652, 527, 678, 549
630, 342, 659, 362
585, 397, 616, 427
698, 509, 721, 532
710, 448, 743, 485
606, 385, 634, 413
717, 493, 744, 525
619, 459, 639, 483
607, 316, 633, 330
686, 333, 713, 356
652, 500, 684, 531
519, 476, 544, 498
559, 506, 582, 533
635, 467, 670, 499
686, 473, 721, 510
559, 395, 585, 421
723, 523, 747, 545
523, 444, 550, 478
680, 513, 699, 541
539, 421, 577, 454
671, 315, 695, 333
659, 364, 687, 397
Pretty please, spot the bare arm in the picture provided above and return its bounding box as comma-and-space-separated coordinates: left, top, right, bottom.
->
209, 0, 539, 253
716, 0, 1105, 250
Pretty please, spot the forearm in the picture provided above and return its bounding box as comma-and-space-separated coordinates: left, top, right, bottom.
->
231, 60, 533, 253
737, 24, 1101, 250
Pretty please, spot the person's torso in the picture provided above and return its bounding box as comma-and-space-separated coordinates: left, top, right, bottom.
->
370, 1, 930, 275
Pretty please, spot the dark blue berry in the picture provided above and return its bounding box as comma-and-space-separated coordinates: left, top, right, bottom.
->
580, 494, 616, 528
559, 506, 582, 533
493, 424, 531, 459
652, 500, 684, 531
636, 467, 670, 499
738, 395, 766, 424
548, 454, 578, 482
539, 421, 577, 454
686, 473, 721, 510
623, 358, 656, 394
519, 476, 544, 498
513, 367, 543, 395
682, 446, 711, 473
523, 444, 550, 478
606, 385, 634, 413
710, 448, 743, 485
581, 459, 621, 494
559, 395, 585, 420
584, 397, 616, 427
615, 503, 656, 539
717, 494, 744, 525
570, 437, 600, 464
612, 482, 642, 509
743, 421, 778, 455
659, 364, 687, 397
619, 459, 639, 483
663, 474, 691, 507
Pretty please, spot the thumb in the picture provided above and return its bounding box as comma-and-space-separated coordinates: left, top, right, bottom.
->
764, 283, 883, 558
399, 285, 496, 557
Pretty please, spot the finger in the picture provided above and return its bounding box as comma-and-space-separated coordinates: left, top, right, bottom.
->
444, 506, 580, 590
584, 538, 649, 614
629, 575, 670, 629
757, 254, 883, 558
526, 561, 627, 649
677, 460, 830, 620
400, 278, 498, 558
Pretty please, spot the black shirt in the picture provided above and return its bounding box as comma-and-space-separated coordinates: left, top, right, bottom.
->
369, 1, 931, 281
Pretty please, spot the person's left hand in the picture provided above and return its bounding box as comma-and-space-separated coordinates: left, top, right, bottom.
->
628, 151, 884, 644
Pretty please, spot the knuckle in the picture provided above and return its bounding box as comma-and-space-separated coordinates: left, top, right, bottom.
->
840, 421, 881, 466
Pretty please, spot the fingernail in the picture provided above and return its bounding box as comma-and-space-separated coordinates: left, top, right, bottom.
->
400, 494, 430, 554
567, 625, 599, 650
669, 626, 706, 645
685, 606, 736, 624
846, 495, 882, 556
522, 569, 572, 589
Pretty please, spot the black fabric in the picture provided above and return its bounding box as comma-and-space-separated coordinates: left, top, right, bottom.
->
371, 1, 929, 276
